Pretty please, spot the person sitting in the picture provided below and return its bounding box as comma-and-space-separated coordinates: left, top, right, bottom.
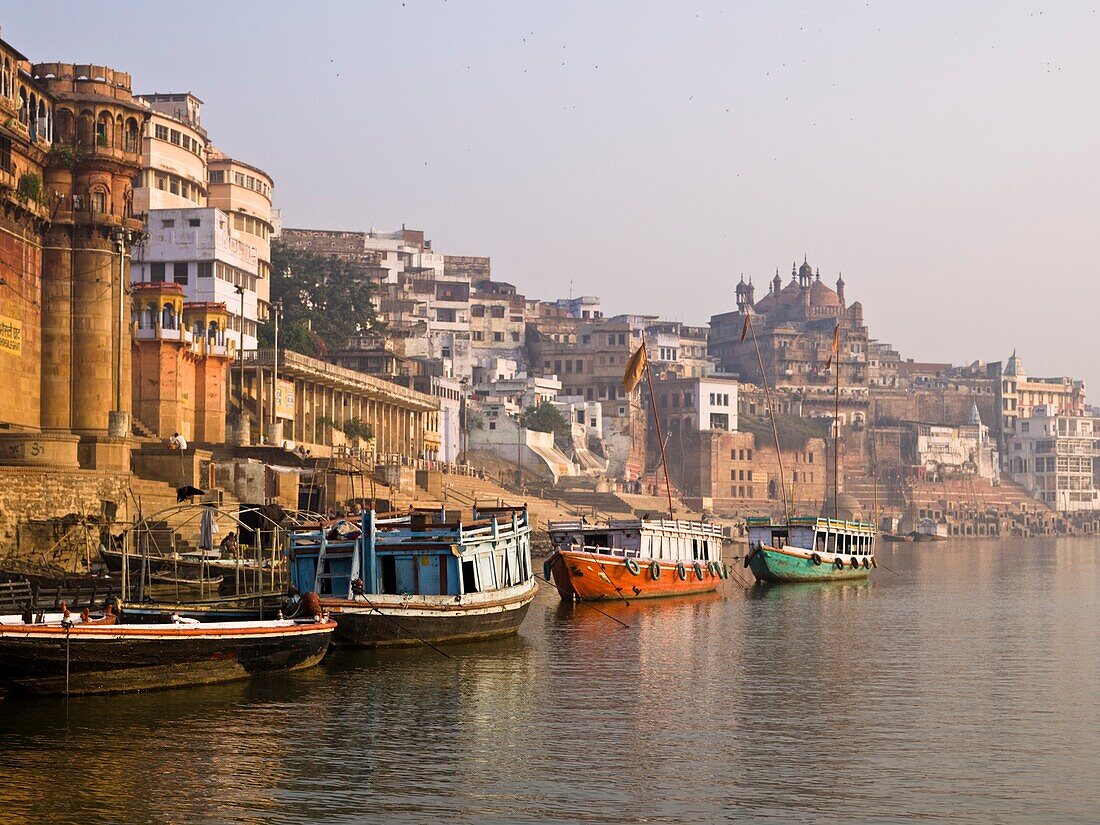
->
220, 531, 240, 557
168, 432, 188, 451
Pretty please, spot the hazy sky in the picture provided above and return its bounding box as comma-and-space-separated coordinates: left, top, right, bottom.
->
9, 2, 1099, 391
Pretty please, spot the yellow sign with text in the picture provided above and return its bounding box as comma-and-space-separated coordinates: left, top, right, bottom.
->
275, 379, 296, 420
0, 315, 22, 356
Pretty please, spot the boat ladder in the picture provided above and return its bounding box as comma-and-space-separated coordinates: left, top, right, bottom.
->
312, 532, 361, 597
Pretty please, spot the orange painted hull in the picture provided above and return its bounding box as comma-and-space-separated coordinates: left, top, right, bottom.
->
548, 550, 722, 601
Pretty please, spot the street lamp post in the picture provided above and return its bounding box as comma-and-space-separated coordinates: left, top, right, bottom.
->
235, 284, 246, 438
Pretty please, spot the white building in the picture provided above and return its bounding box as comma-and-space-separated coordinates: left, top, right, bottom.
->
905, 405, 999, 483
1006, 405, 1098, 511
652, 375, 739, 436
131, 207, 261, 350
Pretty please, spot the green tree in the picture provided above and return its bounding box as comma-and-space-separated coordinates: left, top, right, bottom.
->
524, 402, 570, 438
258, 241, 383, 356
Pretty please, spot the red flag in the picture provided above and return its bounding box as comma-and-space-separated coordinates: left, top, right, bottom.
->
740, 314, 751, 342
825, 323, 840, 369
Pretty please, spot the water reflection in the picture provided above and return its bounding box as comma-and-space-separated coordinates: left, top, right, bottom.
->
0, 538, 1098, 823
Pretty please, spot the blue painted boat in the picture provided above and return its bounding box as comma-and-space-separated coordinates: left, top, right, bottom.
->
287, 506, 537, 647
744, 515, 877, 583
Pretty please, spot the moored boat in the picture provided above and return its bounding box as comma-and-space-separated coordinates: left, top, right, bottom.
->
744, 514, 876, 583
287, 506, 537, 647
545, 517, 728, 601
0, 608, 335, 696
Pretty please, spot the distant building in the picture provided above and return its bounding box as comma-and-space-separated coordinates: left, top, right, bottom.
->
709, 259, 871, 424
1005, 405, 1098, 511
996, 351, 1086, 447
902, 405, 999, 483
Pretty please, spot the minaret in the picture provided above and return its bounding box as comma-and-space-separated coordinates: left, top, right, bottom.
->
746, 276, 755, 306
735, 274, 749, 311
836, 272, 846, 306
772, 268, 782, 295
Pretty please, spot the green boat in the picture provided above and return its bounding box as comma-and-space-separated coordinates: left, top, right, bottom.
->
744, 515, 877, 583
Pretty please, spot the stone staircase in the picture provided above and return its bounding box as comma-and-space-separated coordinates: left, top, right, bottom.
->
130, 415, 158, 442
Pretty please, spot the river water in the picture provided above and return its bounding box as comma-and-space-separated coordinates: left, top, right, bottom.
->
1, 537, 1098, 824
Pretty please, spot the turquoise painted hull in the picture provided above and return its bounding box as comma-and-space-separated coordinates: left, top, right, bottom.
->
747, 546, 872, 584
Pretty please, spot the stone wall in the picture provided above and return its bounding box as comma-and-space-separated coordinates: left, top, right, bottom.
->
0, 467, 135, 564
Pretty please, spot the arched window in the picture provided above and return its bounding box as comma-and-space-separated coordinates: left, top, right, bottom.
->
123, 117, 140, 153
55, 108, 74, 144
208, 320, 220, 341
1, 58, 9, 99
37, 98, 50, 143
17, 87, 27, 126
77, 109, 94, 147
96, 111, 112, 147
90, 187, 107, 213
142, 304, 156, 329
162, 303, 176, 330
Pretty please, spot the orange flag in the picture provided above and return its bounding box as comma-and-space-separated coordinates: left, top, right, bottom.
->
825, 323, 840, 369
740, 314, 751, 342
622, 342, 648, 392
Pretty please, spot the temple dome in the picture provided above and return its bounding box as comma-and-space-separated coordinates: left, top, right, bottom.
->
822, 493, 864, 522
809, 279, 841, 308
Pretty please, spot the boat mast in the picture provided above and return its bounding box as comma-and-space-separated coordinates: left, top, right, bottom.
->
641, 341, 676, 520
744, 314, 792, 525
834, 323, 840, 521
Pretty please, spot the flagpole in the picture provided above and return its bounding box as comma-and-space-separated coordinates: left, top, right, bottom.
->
745, 314, 792, 525
640, 342, 676, 520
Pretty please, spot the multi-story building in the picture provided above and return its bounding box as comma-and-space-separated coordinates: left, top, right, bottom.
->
131, 92, 207, 215
648, 376, 739, 438
1005, 405, 1098, 511
709, 259, 870, 392
206, 149, 274, 315
996, 351, 1086, 449
130, 92, 274, 319
131, 207, 261, 350
0, 52, 151, 471
645, 322, 713, 379
469, 279, 527, 367
130, 281, 230, 442
901, 405, 999, 483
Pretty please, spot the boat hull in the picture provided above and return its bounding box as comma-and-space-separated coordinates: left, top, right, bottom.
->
322, 580, 538, 647
0, 621, 334, 695
746, 544, 872, 584
547, 550, 723, 601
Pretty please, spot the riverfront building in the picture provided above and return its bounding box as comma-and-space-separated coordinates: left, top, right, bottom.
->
1005, 405, 1098, 511
0, 54, 148, 472
131, 207, 261, 351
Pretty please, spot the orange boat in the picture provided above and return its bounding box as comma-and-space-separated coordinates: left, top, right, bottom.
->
545, 517, 729, 601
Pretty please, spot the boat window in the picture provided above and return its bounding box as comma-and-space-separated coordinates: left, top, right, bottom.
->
462, 559, 478, 593
827, 532, 837, 553
692, 539, 699, 561
771, 530, 788, 549
815, 532, 826, 553
701, 540, 709, 561
588, 533, 610, 553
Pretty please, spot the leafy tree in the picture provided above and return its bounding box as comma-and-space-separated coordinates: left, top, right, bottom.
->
524, 402, 570, 438
258, 241, 383, 356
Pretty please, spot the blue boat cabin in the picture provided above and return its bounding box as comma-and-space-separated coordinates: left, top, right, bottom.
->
288, 507, 533, 599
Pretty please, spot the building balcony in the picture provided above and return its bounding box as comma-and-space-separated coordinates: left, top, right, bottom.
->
134, 326, 194, 343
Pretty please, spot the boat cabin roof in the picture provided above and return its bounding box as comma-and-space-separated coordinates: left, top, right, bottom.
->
547, 518, 724, 539
745, 515, 876, 536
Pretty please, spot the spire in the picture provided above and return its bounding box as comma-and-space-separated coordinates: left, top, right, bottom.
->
969, 403, 982, 426
815, 268, 821, 281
